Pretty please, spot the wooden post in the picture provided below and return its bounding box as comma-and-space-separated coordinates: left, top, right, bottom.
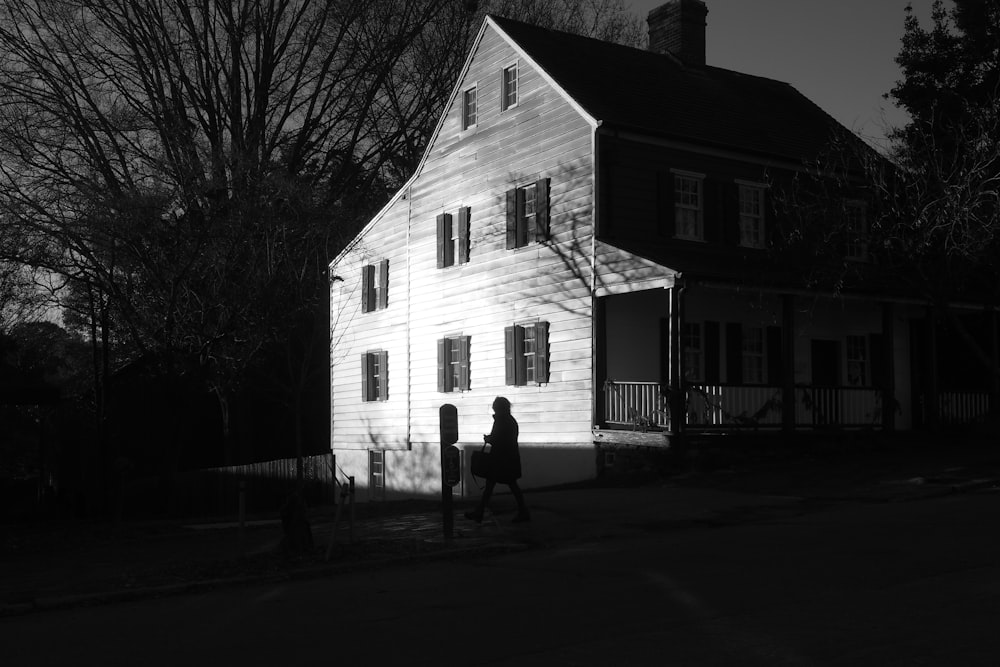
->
782, 294, 796, 432
881, 302, 896, 431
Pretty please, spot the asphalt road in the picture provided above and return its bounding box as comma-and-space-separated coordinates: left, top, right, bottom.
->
3, 489, 999, 666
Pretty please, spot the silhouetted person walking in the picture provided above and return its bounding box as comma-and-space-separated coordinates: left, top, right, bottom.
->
466, 396, 530, 523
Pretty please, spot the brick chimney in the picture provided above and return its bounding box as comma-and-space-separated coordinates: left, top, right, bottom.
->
647, 0, 708, 67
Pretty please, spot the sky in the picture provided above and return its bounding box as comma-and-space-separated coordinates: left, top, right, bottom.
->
625, 0, 937, 151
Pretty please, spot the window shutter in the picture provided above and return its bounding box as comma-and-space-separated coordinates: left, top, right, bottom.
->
535, 178, 549, 241
458, 336, 471, 391
504, 326, 516, 385
705, 179, 723, 245
725, 323, 743, 385
457, 207, 469, 263
443, 213, 454, 267
378, 350, 389, 400
534, 321, 549, 383
361, 353, 370, 401
513, 325, 526, 386
869, 333, 885, 388
515, 187, 526, 247
766, 326, 783, 384
724, 183, 740, 246
361, 264, 375, 313
437, 338, 448, 392
377, 259, 389, 310
436, 214, 445, 268
505, 189, 517, 249
704, 320, 720, 384
657, 172, 675, 238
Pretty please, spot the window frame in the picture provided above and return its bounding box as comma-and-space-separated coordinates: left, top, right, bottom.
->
361, 350, 388, 402
736, 180, 767, 249
846, 334, 867, 386
682, 322, 703, 382
368, 450, 385, 501
361, 259, 389, 312
462, 84, 478, 130
505, 321, 549, 387
845, 201, 869, 261
741, 326, 765, 385
506, 178, 549, 249
671, 169, 705, 241
437, 207, 470, 268
501, 61, 518, 111
437, 335, 471, 393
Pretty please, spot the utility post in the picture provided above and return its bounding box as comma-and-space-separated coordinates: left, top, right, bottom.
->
439, 404, 460, 539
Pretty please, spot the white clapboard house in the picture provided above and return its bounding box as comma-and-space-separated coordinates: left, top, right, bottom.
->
328, 1, 996, 499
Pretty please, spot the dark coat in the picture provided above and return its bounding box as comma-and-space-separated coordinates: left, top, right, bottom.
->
485, 413, 521, 483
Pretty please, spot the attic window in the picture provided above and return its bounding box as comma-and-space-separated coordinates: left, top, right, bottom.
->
462, 86, 477, 130
845, 202, 868, 261
501, 63, 518, 111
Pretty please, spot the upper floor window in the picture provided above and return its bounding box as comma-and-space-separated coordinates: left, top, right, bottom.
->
462, 86, 477, 130
672, 171, 704, 241
361, 350, 388, 402
738, 183, 766, 249
361, 259, 389, 313
845, 202, 868, 260
846, 334, 867, 386
437, 335, 470, 392
501, 63, 518, 111
505, 322, 549, 386
506, 178, 549, 249
437, 207, 470, 268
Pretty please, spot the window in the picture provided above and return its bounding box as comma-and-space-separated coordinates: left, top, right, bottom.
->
742, 327, 764, 385
505, 322, 549, 386
361, 350, 388, 401
682, 322, 702, 382
437, 336, 470, 392
506, 179, 549, 249
501, 63, 518, 110
462, 86, 477, 130
673, 173, 703, 240
845, 202, 868, 260
369, 450, 385, 501
738, 183, 766, 248
436, 207, 470, 268
361, 259, 389, 313
846, 335, 867, 386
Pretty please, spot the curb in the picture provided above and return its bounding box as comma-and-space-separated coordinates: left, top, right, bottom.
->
0, 538, 528, 618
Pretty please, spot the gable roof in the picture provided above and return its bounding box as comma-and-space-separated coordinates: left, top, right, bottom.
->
490, 15, 851, 163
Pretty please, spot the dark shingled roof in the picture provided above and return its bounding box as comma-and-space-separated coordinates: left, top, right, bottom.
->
491, 16, 850, 162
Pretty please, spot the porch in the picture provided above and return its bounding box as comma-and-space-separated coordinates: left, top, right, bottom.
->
602, 381, 993, 433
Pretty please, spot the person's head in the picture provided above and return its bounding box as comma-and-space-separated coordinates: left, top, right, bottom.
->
492, 396, 511, 416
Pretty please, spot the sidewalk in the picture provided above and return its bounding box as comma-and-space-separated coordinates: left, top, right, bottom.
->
2, 439, 998, 616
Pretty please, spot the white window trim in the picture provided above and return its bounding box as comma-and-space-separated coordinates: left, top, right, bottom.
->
670, 169, 705, 242
736, 180, 768, 249
461, 83, 478, 131
501, 61, 519, 112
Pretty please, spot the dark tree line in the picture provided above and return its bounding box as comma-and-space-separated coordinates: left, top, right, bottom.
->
0, 0, 641, 515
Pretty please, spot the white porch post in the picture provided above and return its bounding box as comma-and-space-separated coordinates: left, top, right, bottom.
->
667, 282, 685, 436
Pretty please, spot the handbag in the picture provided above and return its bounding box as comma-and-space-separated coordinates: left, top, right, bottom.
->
470, 446, 491, 478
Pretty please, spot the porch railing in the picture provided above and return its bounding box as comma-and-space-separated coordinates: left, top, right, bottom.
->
603, 381, 671, 430
938, 391, 992, 424
603, 381, 885, 430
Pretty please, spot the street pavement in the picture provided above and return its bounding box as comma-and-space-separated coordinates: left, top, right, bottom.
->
2, 436, 999, 617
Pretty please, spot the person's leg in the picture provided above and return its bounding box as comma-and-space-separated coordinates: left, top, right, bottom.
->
509, 481, 530, 521
465, 480, 495, 522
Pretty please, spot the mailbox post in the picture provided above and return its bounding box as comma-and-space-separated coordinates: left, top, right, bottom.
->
439, 404, 459, 539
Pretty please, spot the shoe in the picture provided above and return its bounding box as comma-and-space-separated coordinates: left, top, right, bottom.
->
464, 510, 483, 523
512, 511, 531, 523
